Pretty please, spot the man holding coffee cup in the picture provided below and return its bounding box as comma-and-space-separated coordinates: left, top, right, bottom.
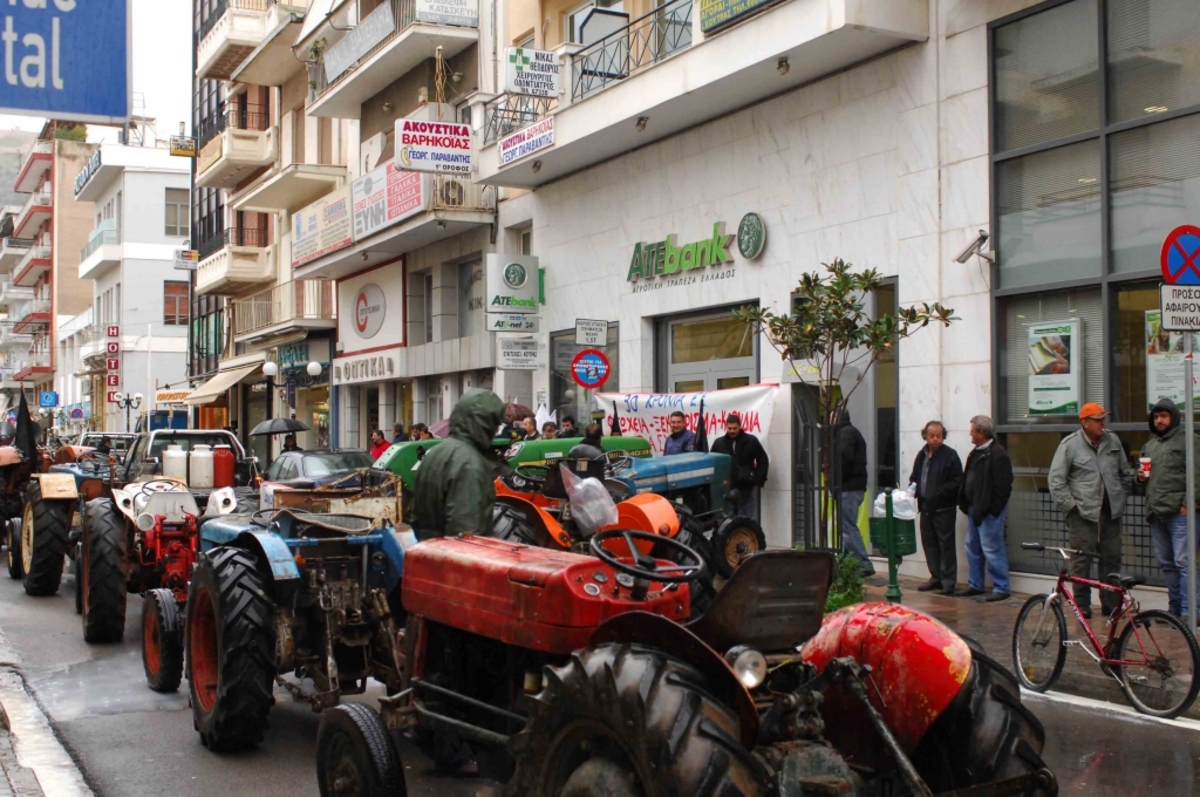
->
1141, 398, 1200, 617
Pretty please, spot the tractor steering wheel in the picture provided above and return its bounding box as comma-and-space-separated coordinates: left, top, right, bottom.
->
589, 529, 706, 585
251, 507, 312, 527
139, 479, 182, 497
76, 452, 108, 473
605, 451, 633, 473
512, 464, 549, 483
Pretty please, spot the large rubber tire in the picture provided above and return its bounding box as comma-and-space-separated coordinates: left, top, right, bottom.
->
6, 520, 23, 580
711, 516, 766, 579
187, 547, 276, 752
491, 503, 547, 547
143, 588, 184, 693
507, 644, 768, 797
316, 703, 407, 797
72, 542, 82, 615
21, 482, 70, 596
912, 642, 1053, 795
81, 499, 128, 643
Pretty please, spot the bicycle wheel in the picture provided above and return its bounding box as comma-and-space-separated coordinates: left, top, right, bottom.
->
1012, 593, 1067, 692
1114, 609, 1200, 719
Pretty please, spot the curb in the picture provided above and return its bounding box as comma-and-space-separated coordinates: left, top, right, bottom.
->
0, 665, 91, 797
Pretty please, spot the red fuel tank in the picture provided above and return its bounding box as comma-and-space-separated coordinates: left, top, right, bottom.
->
212, 444, 235, 489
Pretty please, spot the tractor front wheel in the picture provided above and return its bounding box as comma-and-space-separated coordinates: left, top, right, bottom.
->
711, 516, 766, 578
187, 547, 276, 752
81, 499, 129, 643
21, 483, 70, 596
6, 520, 22, 580
316, 703, 406, 797
506, 644, 767, 797
143, 588, 183, 693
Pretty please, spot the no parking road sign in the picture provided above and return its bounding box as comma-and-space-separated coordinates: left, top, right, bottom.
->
1161, 225, 1200, 330
571, 349, 611, 390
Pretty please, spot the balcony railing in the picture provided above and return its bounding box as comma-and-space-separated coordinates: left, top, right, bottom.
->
13, 298, 49, 319
197, 226, 269, 260
15, 244, 50, 276
315, 0, 415, 99
80, 226, 120, 263
14, 352, 50, 371
233, 279, 335, 336
483, 94, 558, 145
0, 239, 31, 256
196, 0, 271, 43
573, 0, 692, 101
197, 103, 270, 149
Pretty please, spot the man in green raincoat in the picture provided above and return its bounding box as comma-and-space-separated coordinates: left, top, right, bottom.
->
413, 388, 508, 538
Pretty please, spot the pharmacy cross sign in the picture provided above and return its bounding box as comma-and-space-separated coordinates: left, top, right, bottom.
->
509, 48, 531, 72
1161, 225, 1200, 285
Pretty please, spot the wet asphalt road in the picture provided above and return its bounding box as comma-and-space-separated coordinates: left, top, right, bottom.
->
0, 569, 1196, 795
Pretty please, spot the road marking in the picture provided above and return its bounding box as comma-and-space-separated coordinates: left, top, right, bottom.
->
0, 671, 92, 796
1021, 686, 1200, 732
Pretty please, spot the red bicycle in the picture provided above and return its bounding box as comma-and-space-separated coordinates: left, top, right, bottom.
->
1012, 542, 1200, 718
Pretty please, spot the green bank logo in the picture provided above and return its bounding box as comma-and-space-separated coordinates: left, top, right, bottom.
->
737, 212, 766, 259
491, 294, 537, 308
627, 223, 735, 282
503, 262, 528, 289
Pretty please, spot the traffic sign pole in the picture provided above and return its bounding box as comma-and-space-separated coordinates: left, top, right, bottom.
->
1189, 334, 1197, 634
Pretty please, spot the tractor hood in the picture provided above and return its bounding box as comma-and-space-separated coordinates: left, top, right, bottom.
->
607, 451, 727, 496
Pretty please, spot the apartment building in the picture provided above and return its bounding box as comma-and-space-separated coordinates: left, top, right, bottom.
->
72, 143, 192, 433
0, 124, 95, 398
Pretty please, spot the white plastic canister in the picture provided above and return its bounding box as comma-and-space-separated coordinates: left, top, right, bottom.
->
189, 444, 215, 489
162, 445, 187, 482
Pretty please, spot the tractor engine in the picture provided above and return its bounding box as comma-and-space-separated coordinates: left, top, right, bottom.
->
137, 513, 199, 602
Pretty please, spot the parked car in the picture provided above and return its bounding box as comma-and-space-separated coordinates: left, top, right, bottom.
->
74, 432, 136, 455
262, 449, 375, 490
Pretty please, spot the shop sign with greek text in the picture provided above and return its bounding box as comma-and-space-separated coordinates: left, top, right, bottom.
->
499, 117, 554, 167
351, 162, 424, 241
416, 0, 479, 27
503, 48, 561, 98
292, 186, 353, 268
497, 339, 539, 370
395, 118, 473, 175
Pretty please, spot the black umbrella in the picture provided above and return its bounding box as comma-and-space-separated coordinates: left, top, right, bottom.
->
694, 397, 709, 453
249, 417, 310, 436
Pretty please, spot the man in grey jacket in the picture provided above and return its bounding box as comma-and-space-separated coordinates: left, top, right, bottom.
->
1047, 402, 1135, 618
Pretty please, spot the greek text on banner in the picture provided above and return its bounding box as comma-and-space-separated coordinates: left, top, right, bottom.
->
594, 384, 776, 455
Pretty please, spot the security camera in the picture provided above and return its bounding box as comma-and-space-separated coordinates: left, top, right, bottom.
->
954, 230, 994, 264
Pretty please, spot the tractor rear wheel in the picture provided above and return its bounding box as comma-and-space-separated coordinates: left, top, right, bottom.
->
143, 588, 183, 693
187, 547, 275, 752
72, 542, 82, 615
911, 641, 1053, 795
21, 482, 70, 596
6, 520, 22, 580
316, 703, 406, 797
711, 516, 766, 578
507, 644, 767, 797
491, 503, 548, 547
81, 499, 128, 643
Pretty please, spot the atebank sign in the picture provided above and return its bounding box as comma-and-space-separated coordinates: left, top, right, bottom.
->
626, 214, 765, 289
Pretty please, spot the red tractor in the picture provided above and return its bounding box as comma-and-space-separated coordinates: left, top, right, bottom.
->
298, 531, 1054, 797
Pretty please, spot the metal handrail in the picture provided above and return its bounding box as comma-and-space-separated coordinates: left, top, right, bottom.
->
197, 226, 270, 260
483, 94, 558, 145
197, 0, 271, 43
233, 279, 335, 336
572, 0, 692, 101
198, 102, 270, 149
315, 0, 415, 98
80, 228, 120, 263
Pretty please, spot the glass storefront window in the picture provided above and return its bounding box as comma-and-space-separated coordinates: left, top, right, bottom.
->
550, 325, 619, 424
994, 0, 1099, 152
1111, 113, 1200, 273
1114, 281, 1197, 423
1108, 0, 1200, 124
997, 140, 1102, 289
999, 288, 1103, 423
670, 316, 752, 364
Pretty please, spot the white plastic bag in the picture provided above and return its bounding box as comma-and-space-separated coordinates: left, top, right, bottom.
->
561, 463, 618, 535
872, 490, 917, 521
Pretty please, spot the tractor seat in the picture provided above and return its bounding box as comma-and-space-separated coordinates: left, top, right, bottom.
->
1107, 572, 1146, 591
686, 550, 835, 653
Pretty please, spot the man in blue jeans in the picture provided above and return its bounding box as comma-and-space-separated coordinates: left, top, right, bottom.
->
1141, 398, 1199, 617
956, 415, 1014, 602
829, 407, 872, 577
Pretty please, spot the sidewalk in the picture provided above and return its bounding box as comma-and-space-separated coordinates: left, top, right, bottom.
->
866, 573, 1200, 721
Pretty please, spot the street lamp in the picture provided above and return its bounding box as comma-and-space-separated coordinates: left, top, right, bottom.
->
262, 361, 324, 419
113, 392, 143, 433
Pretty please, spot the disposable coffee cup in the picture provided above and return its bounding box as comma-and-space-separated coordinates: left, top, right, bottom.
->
1139, 457, 1152, 478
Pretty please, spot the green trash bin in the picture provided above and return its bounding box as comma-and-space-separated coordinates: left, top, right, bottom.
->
869, 516, 918, 557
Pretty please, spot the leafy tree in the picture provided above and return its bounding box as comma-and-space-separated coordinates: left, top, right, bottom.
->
736, 258, 956, 546
53, 125, 87, 142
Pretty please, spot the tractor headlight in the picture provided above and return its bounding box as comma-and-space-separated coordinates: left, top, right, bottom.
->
135, 513, 156, 532
725, 645, 767, 689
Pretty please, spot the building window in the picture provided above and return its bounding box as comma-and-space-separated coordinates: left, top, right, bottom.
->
423, 273, 434, 344
566, 0, 624, 43
458, 260, 482, 338
165, 188, 189, 237
550, 325, 619, 423
164, 282, 189, 325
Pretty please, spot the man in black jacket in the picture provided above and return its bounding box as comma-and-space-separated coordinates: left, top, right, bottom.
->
956, 415, 1014, 602
711, 413, 769, 520
908, 420, 963, 595
831, 408, 872, 576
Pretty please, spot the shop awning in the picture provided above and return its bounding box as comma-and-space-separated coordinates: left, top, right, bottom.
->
185, 364, 260, 406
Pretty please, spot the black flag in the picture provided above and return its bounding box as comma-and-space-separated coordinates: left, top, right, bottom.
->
693, 397, 709, 453
609, 404, 621, 437
14, 390, 37, 463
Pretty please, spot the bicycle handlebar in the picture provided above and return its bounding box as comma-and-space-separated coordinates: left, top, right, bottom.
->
1021, 542, 1101, 559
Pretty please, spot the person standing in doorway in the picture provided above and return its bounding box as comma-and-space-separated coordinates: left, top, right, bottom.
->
828, 407, 871, 576
663, 411, 696, 455
909, 420, 963, 595
369, 430, 390, 460
711, 413, 768, 520
957, 415, 1014, 602
1047, 403, 1134, 618
1140, 398, 1199, 617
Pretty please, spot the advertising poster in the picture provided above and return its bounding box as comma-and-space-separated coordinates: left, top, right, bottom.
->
350, 162, 424, 241
594, 384, 776, 455
1145, 310, 1196, 411
395, 118, 473, 174
1027, 319, 1080, 416
292, 186, 353, 268
416, 0, 479, 26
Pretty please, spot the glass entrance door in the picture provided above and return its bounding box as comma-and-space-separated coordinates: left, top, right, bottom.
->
665, 312, 756, 392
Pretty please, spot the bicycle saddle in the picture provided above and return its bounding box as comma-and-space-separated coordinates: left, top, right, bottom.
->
1106, 572, 1146, 590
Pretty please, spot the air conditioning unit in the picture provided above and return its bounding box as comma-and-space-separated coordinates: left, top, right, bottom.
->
360, 132, 386, 176
438, 178, 465, 208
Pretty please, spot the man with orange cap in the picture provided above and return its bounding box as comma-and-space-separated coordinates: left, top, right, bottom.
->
1047, 402, 1135, 619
